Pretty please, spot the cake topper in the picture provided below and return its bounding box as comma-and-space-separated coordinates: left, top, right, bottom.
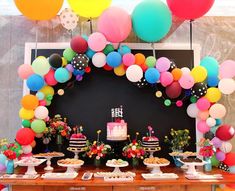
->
111, 105, 124, 122
147, 126, 154, 137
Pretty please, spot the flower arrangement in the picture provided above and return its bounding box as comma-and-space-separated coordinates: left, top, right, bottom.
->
2, 143, 22, 160
86, 130, 112, 160
198, 138, 214, 158
164, 129, 191, 151
44, 114, 71, 145
122, 132, 146, 160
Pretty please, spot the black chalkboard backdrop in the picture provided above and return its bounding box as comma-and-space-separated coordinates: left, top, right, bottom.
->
31, 48, 196, 162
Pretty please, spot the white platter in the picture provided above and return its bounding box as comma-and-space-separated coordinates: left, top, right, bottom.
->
0, 174, 40, 179
142, 173, 179, 180
185, 173, 223, 180
94, 171, 136, 178
57, 160, 84, 173
143, 162, 170, 168
41, 172, 78, 180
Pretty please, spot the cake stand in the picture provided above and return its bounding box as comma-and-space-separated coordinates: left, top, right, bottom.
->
178, 159, 206, 175
15, 159, 46, 175
34, 153, 64, 171
106, 161, 129, 174
67, 147, 86, 159
144, 147, 161, 158
57, 160, 84, 173
143, 162, 170, 174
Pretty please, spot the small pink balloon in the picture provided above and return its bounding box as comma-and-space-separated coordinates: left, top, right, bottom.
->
44, 69, 57, 86
98, 7, 132, 43
197, 120, 210, 133
160, 72, 173, 87
219, 60, 235, 79
197, 110, 209, 120
123, 53, 135, 66
155, 57, 171, 72
17, 64, 34, 79
39, 100, 47, 106
176, 100, 183, 107
179, 74, 195, 89
196, 97, 210, 111
88, 32, 107, 52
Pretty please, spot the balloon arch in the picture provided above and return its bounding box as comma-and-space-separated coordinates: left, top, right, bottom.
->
14, 0, 235, 168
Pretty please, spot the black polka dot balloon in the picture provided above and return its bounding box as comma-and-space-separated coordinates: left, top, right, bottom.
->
71, 54, 89, 70
169, 60, 177, 72
191, 82, 207, 99
218, 162, 229, 172
134, 78, 148, 88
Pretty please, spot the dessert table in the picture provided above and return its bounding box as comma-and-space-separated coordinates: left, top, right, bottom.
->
1, 165, 235, 191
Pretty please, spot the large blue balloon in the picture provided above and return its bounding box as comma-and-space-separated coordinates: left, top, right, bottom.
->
26, 74, 44, 91
73, 69, 85, 76
0, 154, 7, 165
200, 56, 219, 76
132, 0, 172, 42
145, 68, 160, 84
54, 68, 70, 83
106, 52, 122, 68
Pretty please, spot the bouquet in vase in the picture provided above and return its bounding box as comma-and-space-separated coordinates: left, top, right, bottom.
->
86, 130, 112, 166
198, 138, 214, 158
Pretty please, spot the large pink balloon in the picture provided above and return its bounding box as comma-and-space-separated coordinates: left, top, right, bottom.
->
18, 64, 34, 79
219, 60, 235, 79
97, 7, 132, 43
167, 0, 215, 20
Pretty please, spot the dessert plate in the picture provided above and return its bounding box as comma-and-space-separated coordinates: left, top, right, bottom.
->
142, 173, 179, 180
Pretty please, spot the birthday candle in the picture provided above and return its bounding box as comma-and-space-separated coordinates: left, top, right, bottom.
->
111, 108, 114, 121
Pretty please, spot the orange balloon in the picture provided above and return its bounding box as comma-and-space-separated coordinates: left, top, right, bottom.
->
21, 95, 39, 110
14, 0, 64, 21
171, 68, 182, 81
135, 53, 145, 66
197, 110, 209, 120
30, 140, 36, 148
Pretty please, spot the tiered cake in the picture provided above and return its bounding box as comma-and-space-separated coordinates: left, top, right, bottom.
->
141, 126, 161, 151
107, 105, 127, 141
68, 126, 87, 152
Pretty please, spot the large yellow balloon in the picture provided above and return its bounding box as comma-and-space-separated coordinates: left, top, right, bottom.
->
39, 86, 55, 96
191, 66, 207, 83
19, 108, 34, 120
14, 0, 64, 21
68, 0, 112, 18
205, 87, 222, 103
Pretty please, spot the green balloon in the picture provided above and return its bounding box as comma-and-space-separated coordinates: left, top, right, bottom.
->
31, 119, 46, 134
63, 48, 76, 62
190, 96, 197, 103
46, 94, 53, 101
32, 56, 50, 76
46, 100, 51, 106
103, 44, 115, 55
132, 0, 172, 42
164, 99, 171, 106
211, 155, 219, 167
146, 56, 157, 68
12, 142, 22, 157
22, 120, 31, 128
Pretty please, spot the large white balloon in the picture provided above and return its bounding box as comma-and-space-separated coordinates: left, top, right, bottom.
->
220, 142, 232, 153
34, 106, 49, 119
209, 103, 226, 119
187, 103, 199, 118
218, 78, 235, 95
92, 52, 106, 68
126, 65, 143, 82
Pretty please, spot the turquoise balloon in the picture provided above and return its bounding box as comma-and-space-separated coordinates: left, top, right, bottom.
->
0, 154, 7, 165
85, 48, 96, 59
36, 92, 45, 100
216, 119, 222, 126
229, 166, 235, 174
210, 126, 219, 134
54, 68, 70, 83
132, 0, 172, 42
200, 56, 219, 76
118, 45, 131, 55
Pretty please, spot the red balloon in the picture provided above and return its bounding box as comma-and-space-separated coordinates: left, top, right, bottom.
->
70, 35, 88, 54
223, 152, 235, 166
166, 0, 215, 20
44, 69, 57, 86
165, 81, 182, 99
103, 64, 113, 71
216, 125, 235, 141
16, 128, 35, 146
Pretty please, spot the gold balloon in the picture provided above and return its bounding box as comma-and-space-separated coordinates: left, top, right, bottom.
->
39, 86, 55, 96
191, 66, 207, 83
19, 108, 34, 120
114, 64, 126, 76
58, 89, 65, 96
68, 0, 112, 18
155, 91, 162, 98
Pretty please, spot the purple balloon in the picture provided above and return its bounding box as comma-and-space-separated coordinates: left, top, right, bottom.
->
66, 64, 74, 73
0, 163, 6, 172
216, 151, 226, 161
211, 137, 222, 148
155, 57, 171, 72
76, 75, 83, 81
